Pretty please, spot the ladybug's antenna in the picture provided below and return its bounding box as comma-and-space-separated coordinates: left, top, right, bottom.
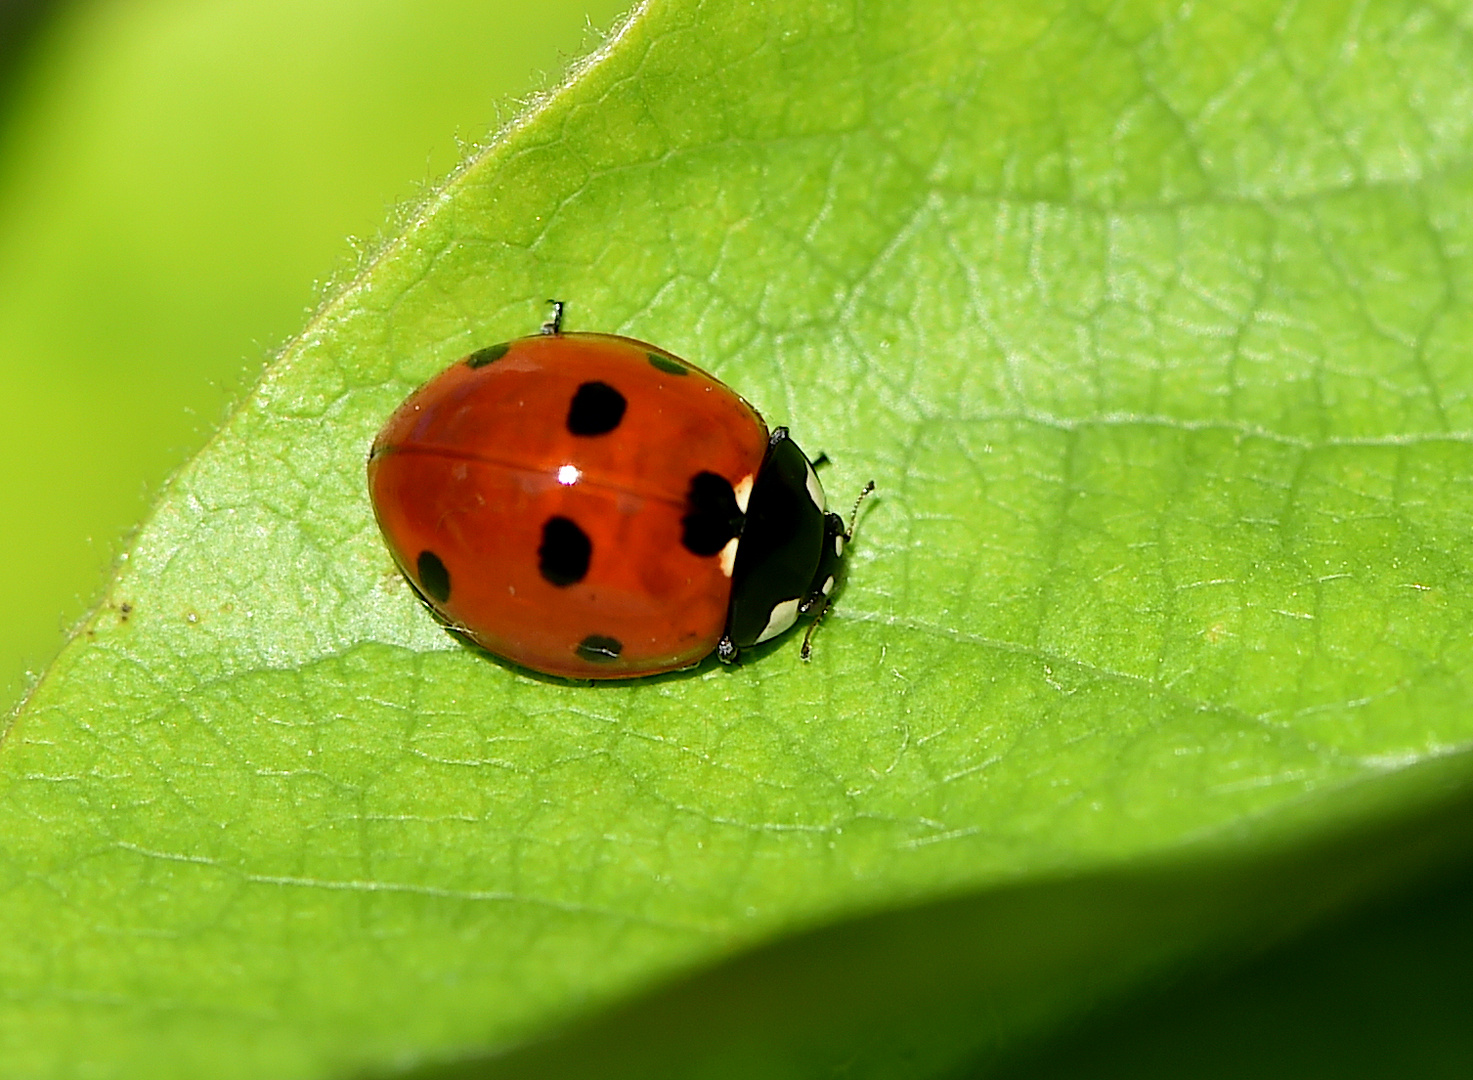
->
846, 480, 877, 540
540, 300, 565, 336
801, 480, 877, 663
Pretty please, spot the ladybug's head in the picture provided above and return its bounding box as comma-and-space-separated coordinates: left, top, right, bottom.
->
720, 428, 847, 659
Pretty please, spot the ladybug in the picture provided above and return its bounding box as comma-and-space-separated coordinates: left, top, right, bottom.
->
368, 304, 871, 680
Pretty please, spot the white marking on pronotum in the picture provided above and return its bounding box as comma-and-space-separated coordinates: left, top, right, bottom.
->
733, 473, 755, 514
804, 462, 826, 512
834, 534, 844, 557
755, 597, 802, 643
556, 464, 581, 485
821, 575, 835, 596
718, 537, 739, 577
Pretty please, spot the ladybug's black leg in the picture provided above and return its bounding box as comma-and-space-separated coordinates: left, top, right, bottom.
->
800, 480, 875, 616
799, 596, 832, 661
717, 636, 739, 664
797, 481, 875, 661
540, 299, 566, 336
800, 512, 848, 616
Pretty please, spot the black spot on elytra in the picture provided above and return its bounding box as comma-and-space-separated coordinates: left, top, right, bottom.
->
567, 381, 626, 436
576, 635, 623, 662
417, 550, 451, 603
647, 352, 688, 375
465, 342, 511, 368
683, 472, 744, 556
539, 517, 591, 586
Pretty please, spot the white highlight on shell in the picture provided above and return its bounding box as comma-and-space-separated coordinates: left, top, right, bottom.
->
733, 473, 755, 514
754, 597, 802, 643
718, 537, 739, 577
804, 462, 826, 512
556, 464, 581, 486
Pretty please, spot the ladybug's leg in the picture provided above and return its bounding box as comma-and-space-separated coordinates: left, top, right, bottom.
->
799, 482, 874, 616
717, 636, 740, 664
796, 512, 846, 663
798, 481, 875, 662
800, 512, 849, 615
540, 299, 566, 335
799, 597, 832, 661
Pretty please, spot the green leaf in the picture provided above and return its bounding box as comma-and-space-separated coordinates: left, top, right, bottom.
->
6, 0, 1473, 1077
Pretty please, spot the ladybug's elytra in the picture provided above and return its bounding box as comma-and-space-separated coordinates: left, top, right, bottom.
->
367, 304, 871, 680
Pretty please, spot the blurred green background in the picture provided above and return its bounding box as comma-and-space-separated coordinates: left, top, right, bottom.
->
0, 0, 629, 714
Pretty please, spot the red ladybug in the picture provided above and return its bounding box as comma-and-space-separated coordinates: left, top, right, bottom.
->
368, 305, 870, 680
